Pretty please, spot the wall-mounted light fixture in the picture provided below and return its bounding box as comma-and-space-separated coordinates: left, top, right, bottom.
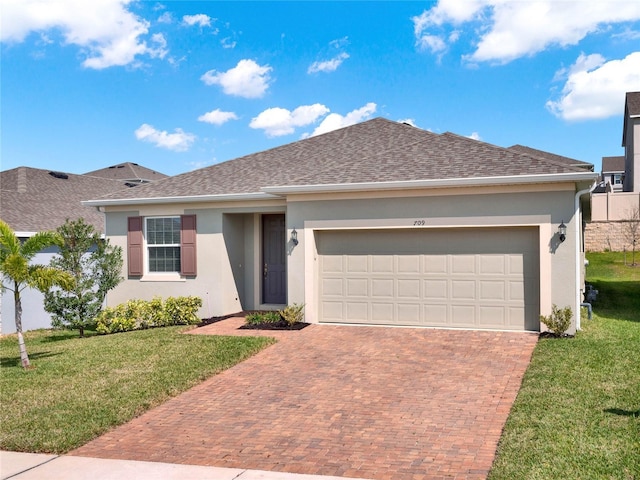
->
558, 221, 567, 243
291, 228, 299, 246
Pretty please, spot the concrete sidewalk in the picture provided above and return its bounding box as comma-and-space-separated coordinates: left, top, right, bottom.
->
0, 451, 368, 480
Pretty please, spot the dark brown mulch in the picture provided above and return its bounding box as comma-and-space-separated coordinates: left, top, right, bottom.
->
240, 321, 309, 331
198, 312, 245, 326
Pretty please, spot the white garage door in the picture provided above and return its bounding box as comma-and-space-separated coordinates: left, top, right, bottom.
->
317, 228, 539, 331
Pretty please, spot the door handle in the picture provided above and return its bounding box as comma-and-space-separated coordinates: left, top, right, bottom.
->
263, 263, 268, 277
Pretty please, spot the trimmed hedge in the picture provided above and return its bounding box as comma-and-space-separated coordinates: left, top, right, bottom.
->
96, 296, 202, 334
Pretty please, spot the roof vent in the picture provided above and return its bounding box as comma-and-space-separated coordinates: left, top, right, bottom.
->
124, 182, 138, 187
49, 171, 69, 179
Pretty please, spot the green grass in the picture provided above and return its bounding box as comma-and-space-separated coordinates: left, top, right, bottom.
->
0, 326, 274, 453
489, 252, 640, 479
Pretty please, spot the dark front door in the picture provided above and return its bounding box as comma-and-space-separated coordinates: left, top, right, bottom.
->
262, 214, 286, 304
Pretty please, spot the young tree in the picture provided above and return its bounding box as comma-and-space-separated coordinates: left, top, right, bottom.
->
622, 207, 640, 266
0, 220, 73, 368
44, 218, 123, 337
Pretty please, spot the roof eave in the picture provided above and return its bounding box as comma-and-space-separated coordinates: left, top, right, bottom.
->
261, 172, 599, 195
82, 192, 281, 207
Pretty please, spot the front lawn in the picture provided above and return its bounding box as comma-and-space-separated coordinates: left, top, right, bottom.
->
0, 326, 274, 453
489, 252, 640, 479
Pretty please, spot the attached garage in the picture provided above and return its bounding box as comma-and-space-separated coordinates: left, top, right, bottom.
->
317, 227, 540, 331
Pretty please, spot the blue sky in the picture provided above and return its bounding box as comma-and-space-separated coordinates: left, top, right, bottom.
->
2, 1, 640, 177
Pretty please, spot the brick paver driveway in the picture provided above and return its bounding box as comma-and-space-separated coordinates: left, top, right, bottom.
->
72, 319, 538, 479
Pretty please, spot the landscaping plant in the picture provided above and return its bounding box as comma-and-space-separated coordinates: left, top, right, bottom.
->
539, 304, 572, 337
0, 220, 73, 368
44, 218, 123, 337
96, 296, 202, 334
279, 303, 305, 326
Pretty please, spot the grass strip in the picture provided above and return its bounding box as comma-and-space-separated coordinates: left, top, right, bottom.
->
0, 326, 274, 453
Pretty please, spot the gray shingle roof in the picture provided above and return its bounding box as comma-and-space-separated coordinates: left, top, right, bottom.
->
85, 162, 168, 182
91, 118, 593, 202
626, 91, 640, 117
0, 167, 133, 232
507, 145, 593, 170
601, 156, 625, 172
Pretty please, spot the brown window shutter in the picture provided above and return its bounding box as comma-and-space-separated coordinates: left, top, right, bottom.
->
180, 214, 197, 276
127, 216, 143, 277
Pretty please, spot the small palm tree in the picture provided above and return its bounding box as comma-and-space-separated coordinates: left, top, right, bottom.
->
0, 220, 73, 368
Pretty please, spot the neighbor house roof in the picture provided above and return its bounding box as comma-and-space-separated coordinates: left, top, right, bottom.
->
0, 167, 133, 233
86, 118, 596, 205
507, 145, 593, 171
601, 156, 625, 173
85, 162, 168, 183
623, 91, 640, 147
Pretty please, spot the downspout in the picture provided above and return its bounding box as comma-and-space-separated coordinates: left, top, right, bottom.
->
575, 181, 597, 331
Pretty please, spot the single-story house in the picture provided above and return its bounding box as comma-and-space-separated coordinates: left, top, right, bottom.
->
85, 118, 598, 334
0, 164, 167, 334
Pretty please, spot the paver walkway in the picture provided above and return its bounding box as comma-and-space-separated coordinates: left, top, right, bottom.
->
72, 319, 538, 480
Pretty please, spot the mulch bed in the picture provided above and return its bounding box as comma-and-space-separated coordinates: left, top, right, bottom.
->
199, 312, 309, 330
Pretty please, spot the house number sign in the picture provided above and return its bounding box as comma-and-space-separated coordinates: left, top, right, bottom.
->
413, 220, 426, 226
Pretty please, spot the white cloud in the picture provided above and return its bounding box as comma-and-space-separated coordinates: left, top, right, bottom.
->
250, 104, 330, 137
220, 37, 237, 49
310, 103, 377, 137
134, 124, 195, 151
0, 0, 167, 69
546, 51, 640, 121
413, 0, 640, 64
201, 59, 272, 98
157, 12, 173, 24
467, 132, 482, 140
182, 14, 212, 28
198, 109, 239, 125
308, 52, 350, 74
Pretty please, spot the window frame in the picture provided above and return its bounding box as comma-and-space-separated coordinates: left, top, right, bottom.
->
144, 216, 182, 275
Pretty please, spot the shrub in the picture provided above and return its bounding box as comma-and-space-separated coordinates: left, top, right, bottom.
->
244, 310, 283, 326
279, 303, 305, 326
540, 304, 573, 337
96, 296, 202, 334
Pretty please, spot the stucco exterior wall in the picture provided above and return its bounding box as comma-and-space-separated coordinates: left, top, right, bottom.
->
104, 203, 285, 318
102, 184, 583, 333
285, 187, 580, 332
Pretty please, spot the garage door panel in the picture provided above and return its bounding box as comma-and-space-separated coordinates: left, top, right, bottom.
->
424, 279, 447, 299
346, 256, 367, 272
346, 278, 368, 297
372, 279, 394, 297
479, 281, 506, 301
318, 228, 539, 331
398, 255, 421, 273
452, 256, 476, 274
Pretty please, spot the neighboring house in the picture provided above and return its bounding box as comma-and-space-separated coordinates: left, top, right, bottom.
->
597, 156, 625, 193
622, 91, 640, 193
0, 165, 166, 334
587, 92, 640, 251
85, 162, 168, 185
85, 118, 597, 334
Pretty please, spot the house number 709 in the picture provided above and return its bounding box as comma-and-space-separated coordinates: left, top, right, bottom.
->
413, 220, 426, 226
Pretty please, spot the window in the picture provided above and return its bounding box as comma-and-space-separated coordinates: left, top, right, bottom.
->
127, 215, 197, 277
614, 174, 622, 185
146, 217, 181, 272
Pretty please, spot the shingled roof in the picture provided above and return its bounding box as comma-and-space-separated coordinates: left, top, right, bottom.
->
601, 156, 625, 172
507, 145, 593, 170
0, 167, 132, 233
626, 91, 640, 117
85, 162, 168, 183
89, 118, 594, 203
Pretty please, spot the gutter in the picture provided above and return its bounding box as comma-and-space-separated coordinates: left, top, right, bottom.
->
262, 172, 598, 195
82, 192, 280, 207
575, 181, 597, 331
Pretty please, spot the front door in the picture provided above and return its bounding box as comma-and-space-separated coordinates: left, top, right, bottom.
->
262, 214, 286, 304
